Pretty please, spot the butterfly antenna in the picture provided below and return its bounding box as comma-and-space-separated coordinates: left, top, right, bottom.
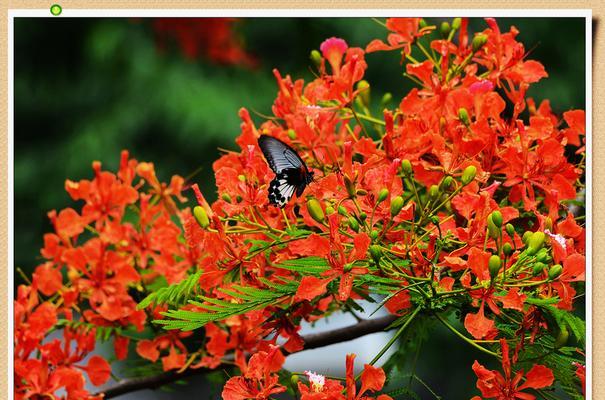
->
250, 107, 282, 122
184, 165, 204, 184
217, 147, 238, 154
523, 41, 541, 60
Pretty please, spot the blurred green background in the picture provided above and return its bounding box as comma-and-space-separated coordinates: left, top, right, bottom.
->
14, 17, 586, 399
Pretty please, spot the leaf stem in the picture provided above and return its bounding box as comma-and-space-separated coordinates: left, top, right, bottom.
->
367, 305, 421, 367
412, 374, 442, 400
434, 313, 500, 358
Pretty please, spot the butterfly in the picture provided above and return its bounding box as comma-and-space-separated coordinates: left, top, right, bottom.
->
258, 135, 314, 208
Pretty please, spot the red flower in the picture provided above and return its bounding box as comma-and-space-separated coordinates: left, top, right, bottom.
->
366, 18, 431, 59
472, 339, 554, 399
295, 276, 332, 302
32, 262, 63, 296
152, 18, 256, 66
82, 355, 112, 386
222, 345, 286, 400
344, 354, 392, 400
298, 371, 345, 400
136, 331, 192, 371
65, 158, 138, 228
573, 362, 586, 396
465, 300, 498, 340
550, 253, 586, 310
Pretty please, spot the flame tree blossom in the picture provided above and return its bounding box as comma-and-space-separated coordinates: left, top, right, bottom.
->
15, 17, 585, 400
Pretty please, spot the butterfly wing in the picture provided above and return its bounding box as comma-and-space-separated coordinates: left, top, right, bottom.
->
258, 136, 312, 208
268, 170, 299, 208
258, 135, 305, 174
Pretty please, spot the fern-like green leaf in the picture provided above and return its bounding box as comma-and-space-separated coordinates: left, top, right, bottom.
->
55, 319, 121, 342
137, 270, 203, 309
386, 386, 422, 400
154, 279, 299, 331
540, 305, 586, 347
273, 256, 330, 275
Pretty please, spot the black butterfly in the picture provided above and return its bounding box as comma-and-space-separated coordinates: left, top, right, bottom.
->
258, 135, 314, 208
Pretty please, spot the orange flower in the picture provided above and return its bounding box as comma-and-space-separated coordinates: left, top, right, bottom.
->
472, 339, 554, 399
222, 345, 286, 400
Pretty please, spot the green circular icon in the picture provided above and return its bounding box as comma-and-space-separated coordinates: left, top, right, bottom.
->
50, 4, 62, 16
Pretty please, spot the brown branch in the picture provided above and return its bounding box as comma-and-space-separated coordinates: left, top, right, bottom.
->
100, 314, 398, 399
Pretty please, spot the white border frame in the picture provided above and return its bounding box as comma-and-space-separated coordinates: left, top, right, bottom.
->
7, 9, 593, 399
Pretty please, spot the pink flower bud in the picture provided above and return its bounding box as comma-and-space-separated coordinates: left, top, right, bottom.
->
320, 37, 348, 74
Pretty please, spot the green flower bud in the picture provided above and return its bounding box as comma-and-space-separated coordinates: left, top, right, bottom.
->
472, 34, 488, 52
193, 206, 210, 228
440, 176, 454, 191
419, 18, 428, 28
488, 255, 501, 280
354, 96, 365, 110
487, 214, 500, 239
238, 174, 246, 182
401, 159, 413, 176
356, 189, 368, 196
527, 232, 546, 255
369, 244, 383, 263
522, 231, 532, 245
221, 193, 232, 203
440, 21, 451, 37
554, 325, 569, 349
310, 49, 322, 67
458, 107, 471, 126
490, 210, 503, 227
235, 195, 243, 203
344, 176, 356, 198
359, 212, 367, 221
348, 216, 359, 232
370, 229, 379, 240
390, 196, 405, 217
381, 92, 393, 106
505, 223, 515, 237
461, 165, 477, 186
377, 188, 389, 203
427, 185, 439, 202
287, 129, 297, 140
536, 249, 549, 263
325, 206, 335, 216
503, 242, 513, 256
291, 374, 300, 386
532, 262, 546, 276
357, 80, 370, 107
306, 198, 325, 223
343, 263, 353, 273
548, 264, 563, 280
452, 17, 461, 30
338, 205, 348, 216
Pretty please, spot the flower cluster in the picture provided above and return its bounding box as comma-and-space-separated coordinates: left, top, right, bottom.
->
14, 151, 190, 399
151, 18, 256, 66
15, 17, 586, 400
